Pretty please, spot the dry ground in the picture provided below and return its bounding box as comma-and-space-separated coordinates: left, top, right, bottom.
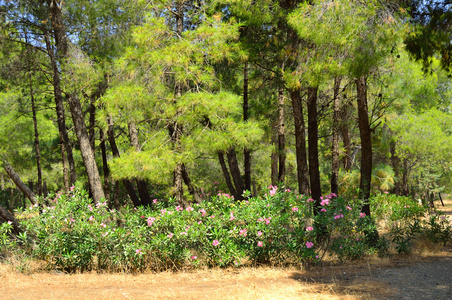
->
1, 197, 451, 300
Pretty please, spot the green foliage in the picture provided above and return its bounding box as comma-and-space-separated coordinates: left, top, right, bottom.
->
370, 193, 427, 226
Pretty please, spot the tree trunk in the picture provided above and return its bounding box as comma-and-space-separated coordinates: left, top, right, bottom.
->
128, 122, 152, 206
341, 100, 353, 171
3, 161, 37, 205
390, 140, 400, 195
227, 148, 245, 200
107, 117, 141, 207
356, 76, 378, 245
402, 158, 409, 196
0, 205, 22, 235
277, 87, 286, 184
243, 62, 251, 192
307, 86, 322, 210
67, 94, 105, 203
29, 70, 43, 196
290, 88, 310, 195
181, 164, 201, 203
271, 150, 278, 186
89, 97, 96, 151
100, 128, 110, 201
331, 77, 341, 196
218, 151, 239, 199
355, 76, 372, 211
44, 33, 76, 192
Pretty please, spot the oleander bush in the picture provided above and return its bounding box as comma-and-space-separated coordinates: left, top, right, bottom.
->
1, 184, 449, 273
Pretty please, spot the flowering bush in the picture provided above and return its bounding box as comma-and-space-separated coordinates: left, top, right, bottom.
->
13, 184, 446, 273
370, 193, 427, 227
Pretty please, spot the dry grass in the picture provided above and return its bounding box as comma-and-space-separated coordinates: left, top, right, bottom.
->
0, 196, 450, 300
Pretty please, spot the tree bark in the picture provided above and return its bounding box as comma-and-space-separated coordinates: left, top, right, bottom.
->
100, 128, 110, 202
390, 141, 400, 195
3, 161, 37, 205
356, 76, 379, 246
290, 88, 310, 195
89, 97, 96, 152
277, 86, 286, 184
331, 77, 341, 196
29, 69, 43, 196
355, 76, 372, 212
0, 205, 22, 235
218, 151, 239, 199
307, 86, 322, 210
128, 122, 152, 206
44, 32, 75, 192
340, 100, 353, 171
181, 164, 201, 203
107, 117, 141, 207
68, 94, 105, 203
47, 0, 104, 202
243, 62, 251, 192
227, 148, 245, 200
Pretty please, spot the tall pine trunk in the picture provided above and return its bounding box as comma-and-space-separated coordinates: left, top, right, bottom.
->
331, 77, 341, 196
277, 87, 286, 184
290, 88, 309, 195
243, 62, 251, 192
227, 148, 245, 200
29, 68, 43, 196
307, 86, 322, 210
355, 76, 372, 212
107, 117, 141, 207
356, 76, 379, 245
99, 129, 111, 202
340, 100, 352, 171
47, 0, 104, 202
128, 122, 152, 206
44, 32, 76, 192
218, 151, 239, 199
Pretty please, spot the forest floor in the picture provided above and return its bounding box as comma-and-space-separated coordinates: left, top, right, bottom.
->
1, 197, 451, 300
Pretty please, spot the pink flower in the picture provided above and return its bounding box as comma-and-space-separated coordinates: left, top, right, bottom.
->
359, 212, 366, 218
89, 216, 94, 221
136, 249, 142, 255
257, 241, 263, 247
306, 241, 314, 248
306, 226, 313, 232
320, 199, 330, 206
212, 240, 220, 246
147, 217, 156, 226
292, 207, 299, 212
199, 209, 207, 216
320, 208, 327, 213
161, 209, 167, 214
239, 229, 248, 237
180, 232, 187, 235
153, 199, 158, 204
167, 233, 174, 238
346, 206, 352, 211
141, 215, 145, 219
100, 223, 106, 228
210, 215, 215, 219
191, 255, 197, 260
307, 198, 314, 202
176, 205, 183, 211
285, 189, 291, 192
7, 221, 12, 225
257, 231, 263, 236
186, 206, 194, 212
